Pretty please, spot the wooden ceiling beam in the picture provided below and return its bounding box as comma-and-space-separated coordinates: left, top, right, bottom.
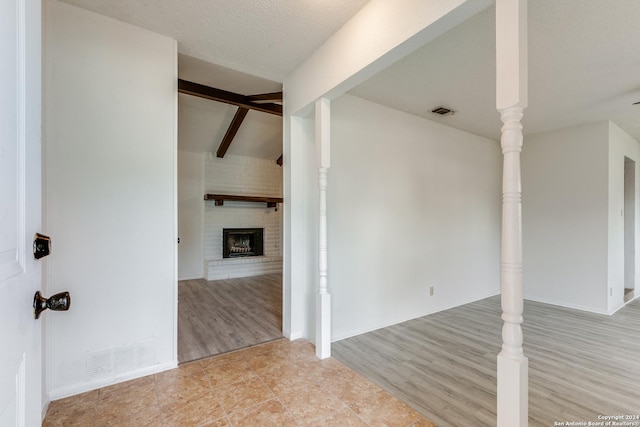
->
248, 92, 283, 102
217, 107, 249, 158
178, 79, 282, 116
179, 79, 283, 160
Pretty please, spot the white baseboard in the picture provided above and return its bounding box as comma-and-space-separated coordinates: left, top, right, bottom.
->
48, 360, 177, 401
523, 295, 610, 315
41, 400, 50, 425
332, 290, 501, 342
178, 274, 204, 281
287, 331, 303, 340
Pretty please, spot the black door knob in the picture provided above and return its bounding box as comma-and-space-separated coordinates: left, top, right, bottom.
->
33, 291, 70, 319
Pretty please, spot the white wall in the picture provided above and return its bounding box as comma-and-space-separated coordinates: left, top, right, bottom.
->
204, 154, 282, 200
283, 113, 318, 340
178, 151, 204, 280
329, 94, 502, 340
523, 121, 640, 314
608, 121, 640, 313
282, 0, 489, 342
45, 0, 177, 398
522, 122, 610, 313
624, 159, 635, 291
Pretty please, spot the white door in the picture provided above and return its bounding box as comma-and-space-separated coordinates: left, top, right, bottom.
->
0, 0, 43, 426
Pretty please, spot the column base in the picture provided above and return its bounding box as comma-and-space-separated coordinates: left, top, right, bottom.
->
497, 353, 528, 427
315, 293, 331, 359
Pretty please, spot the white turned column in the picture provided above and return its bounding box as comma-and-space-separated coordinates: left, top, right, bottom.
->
315, 98, 331, 359
496, 0, 528, 426
497, 106, 528, 427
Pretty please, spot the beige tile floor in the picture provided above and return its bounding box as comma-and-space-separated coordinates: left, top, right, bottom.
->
44, 339, 437, 427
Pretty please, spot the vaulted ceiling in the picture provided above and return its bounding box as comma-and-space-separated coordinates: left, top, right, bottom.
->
58, 0, 640, 158
177, 57, 284, 159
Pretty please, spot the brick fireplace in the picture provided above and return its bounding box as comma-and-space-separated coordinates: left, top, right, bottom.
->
203, 154, 283, 280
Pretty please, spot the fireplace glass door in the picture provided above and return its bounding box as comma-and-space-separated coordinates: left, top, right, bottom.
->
223, 228, 264, 258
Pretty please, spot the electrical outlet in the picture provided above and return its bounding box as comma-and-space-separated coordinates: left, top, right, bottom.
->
429, 286, 434, 296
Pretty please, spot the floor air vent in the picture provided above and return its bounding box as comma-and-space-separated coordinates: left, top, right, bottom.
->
86, 338, 157, 381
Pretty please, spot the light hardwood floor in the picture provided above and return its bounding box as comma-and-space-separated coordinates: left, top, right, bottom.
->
625, 288, 634, 302
178, 273, 283, 363
333, 296, 640, 427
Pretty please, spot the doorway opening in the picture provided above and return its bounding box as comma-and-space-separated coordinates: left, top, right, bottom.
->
177, 157, 284, 363
176, 73, 284, 363
177, 152, 284, 363
624, 156, 635, 303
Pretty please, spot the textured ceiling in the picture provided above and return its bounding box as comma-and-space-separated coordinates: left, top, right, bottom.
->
58, 0, 370, 82
58, 0, 640, 157
58, 0, 369, 159
350, 0, 640, 142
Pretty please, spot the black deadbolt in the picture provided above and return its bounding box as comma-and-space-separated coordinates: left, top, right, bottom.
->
33, 233, 51, 259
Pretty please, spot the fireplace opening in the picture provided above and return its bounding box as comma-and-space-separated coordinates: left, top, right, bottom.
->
223, 228, 264, 258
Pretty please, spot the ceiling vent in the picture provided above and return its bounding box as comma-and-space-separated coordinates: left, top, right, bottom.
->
431, 106, 455, 116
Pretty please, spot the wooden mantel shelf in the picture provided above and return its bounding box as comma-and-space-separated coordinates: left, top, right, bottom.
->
204, 194, 283, 208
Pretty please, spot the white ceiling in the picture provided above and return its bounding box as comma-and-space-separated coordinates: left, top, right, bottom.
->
350, 0, 640, 142
58, 0, 640, 157
177, 54, 284, 158
179, 92, 283, 159
58, 0, 370, 159
58, 0, 370, 82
